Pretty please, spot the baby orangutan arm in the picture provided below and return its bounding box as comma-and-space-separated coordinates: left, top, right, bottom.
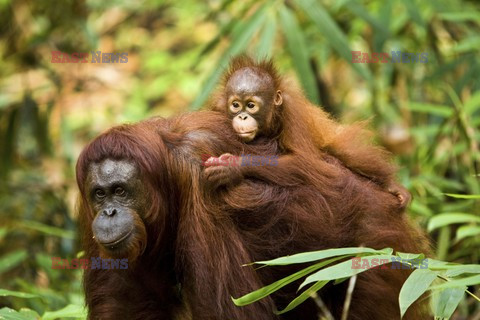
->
203, 153, 244, 190
204, 152, 410, 210
203, 153, 308, 190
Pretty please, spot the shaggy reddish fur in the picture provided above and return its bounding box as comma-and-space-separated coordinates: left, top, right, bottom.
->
76, 110, 429, 319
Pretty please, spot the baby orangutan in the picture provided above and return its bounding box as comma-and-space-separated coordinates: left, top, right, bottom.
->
205, 56, 410, 209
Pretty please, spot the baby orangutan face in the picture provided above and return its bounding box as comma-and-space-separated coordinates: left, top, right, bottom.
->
225, 67, 282, 142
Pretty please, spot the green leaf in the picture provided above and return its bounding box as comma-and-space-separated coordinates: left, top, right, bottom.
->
42, 304, 87, 320
17, 220, 76, 239
255, 11, 277, 59
439, 11, 480, 22
190, 3, 268, 109
233, 257, 339, 307
407, 102, 453, 117
424, 259, 455, 270
431, 287, 466, 319
0, 307, 39, 320
444, 193, 480, 199
195, 14, 244, 64
279, 5, 319, 104
0, 250, 28, 274
0, 289, 38, 299
399, 268, 437, 318
299, 254, 395, 289
444, 265, 480, 277
276, 281, 328, 315
347, 2, 390, 36
403, 0, 425, 26
455, 226, 480, 242
427, 213, 480, 232
463, 91, 480, 115
251, 247, 391, 266
297, 0, 372, 81
396, 252, 425, 260
431, 274, 480, 289
451, 36, 480, 54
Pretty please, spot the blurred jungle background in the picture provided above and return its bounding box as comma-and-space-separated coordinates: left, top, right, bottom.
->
0, 0, 479, 319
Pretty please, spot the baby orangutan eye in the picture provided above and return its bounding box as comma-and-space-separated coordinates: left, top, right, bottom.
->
246, 102, 259, 114
229, 101, 242, 113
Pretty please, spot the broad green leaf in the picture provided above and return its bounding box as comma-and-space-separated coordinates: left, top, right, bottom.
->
255, 12, 277, 59
455, 226, 480, 242
407, 102, 453, 117
399, 268, 437, 318
299, 254, 395, 289
426, 259, 463, 270
348, 2, 390, 36
190, 3, 268, 109
18, 309, 39, 320
396, 252, 425, 260
233, 257, 340, 306
451, 36, 480, 54
0, 250, 28, 274
436, 227, 451, 261
463, 91, 480, 115
409, 200, 433, 217
427, 213, 480, 232
403, 0, 425, 26
432, 287, 466, 319
195, 4, 251, 64
279, 5, 319, 104
251, 247, 391, 266
17, 220, 75, 239
444, 265, 480, 277
296, 0, 372, 81
373, 0, 392, 50
42, 304, 87, 320
19, 309, 39, 320
431, 274, 480, 289
0, 289, 38, 299
279, 6, 320, 104
444, 193, 480, 199
276, 281, 328, 315
0, 307, 39, 320
439, 11, 480, 22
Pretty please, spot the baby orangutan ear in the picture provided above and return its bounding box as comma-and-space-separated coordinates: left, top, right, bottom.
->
274, 90, 283, 106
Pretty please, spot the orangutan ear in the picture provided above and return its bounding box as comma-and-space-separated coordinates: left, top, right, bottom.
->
274, 90, 283, 106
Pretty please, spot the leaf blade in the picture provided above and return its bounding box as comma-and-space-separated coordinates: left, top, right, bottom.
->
399, 268, 437, 318
279, 5, 319, 103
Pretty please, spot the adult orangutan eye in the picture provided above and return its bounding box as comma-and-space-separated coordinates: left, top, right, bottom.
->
115, 187, 126, 196
95, 189, 106, 199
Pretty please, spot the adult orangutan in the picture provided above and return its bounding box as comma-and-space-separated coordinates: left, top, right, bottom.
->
76, 111, 429, 319
206, 56, 410, 209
